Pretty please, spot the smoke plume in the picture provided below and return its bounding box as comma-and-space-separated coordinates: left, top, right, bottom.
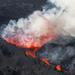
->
1, 0, 75, 48
0, 0, 75, 74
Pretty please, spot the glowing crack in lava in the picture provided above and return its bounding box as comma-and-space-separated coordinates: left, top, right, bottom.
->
1, 12, 57, 61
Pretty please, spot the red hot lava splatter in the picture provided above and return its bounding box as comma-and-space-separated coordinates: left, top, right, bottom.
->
1, 15, 64, 72
4, 33, 55, 58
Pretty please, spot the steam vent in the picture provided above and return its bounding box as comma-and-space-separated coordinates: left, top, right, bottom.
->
0, 0, 75, 75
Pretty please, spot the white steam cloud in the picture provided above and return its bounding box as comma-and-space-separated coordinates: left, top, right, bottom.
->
1, 0, 75, 47
50, 0, 75, 37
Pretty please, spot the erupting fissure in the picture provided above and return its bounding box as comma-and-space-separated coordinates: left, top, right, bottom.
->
1, 0, 75, 73
1, 12, 57, 60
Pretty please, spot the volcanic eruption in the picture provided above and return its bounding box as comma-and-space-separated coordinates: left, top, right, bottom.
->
1, 11, 57, 59
1, 0, 75, 73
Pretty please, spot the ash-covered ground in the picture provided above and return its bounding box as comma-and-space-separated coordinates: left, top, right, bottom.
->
0, 0, 75, 75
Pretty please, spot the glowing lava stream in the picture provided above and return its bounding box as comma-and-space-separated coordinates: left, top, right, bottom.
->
1, 14, 57, 67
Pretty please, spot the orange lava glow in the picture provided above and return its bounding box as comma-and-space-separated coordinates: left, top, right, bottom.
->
55, 65, 63, 72
3, 34, 55, 65
41, 57, 51, 66
3, 22, 56, 66
3, 32, 56, 68
4, 33, 55, 49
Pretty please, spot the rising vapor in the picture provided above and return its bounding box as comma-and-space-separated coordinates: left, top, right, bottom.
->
0, 0, 75, 58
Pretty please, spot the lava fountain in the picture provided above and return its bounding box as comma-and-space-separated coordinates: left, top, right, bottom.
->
0, 11, 57, 63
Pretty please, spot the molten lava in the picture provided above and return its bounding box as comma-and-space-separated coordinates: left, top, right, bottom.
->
2, 15, 56, 57
1, 13, 57, 67
4, 32, 55, 58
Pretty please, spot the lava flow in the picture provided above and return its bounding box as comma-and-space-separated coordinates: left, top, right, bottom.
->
2, 14, 56, 55
1, 12, 57, 68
